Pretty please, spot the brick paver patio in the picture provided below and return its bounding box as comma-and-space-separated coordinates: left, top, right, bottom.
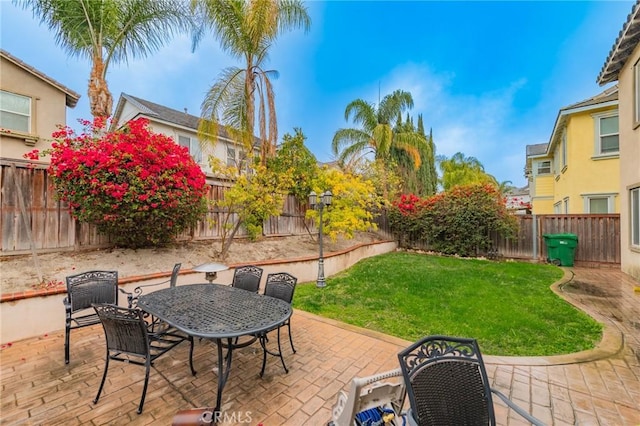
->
1, 267, 639, 425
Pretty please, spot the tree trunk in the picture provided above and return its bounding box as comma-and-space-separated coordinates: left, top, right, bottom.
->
220, 220, 243, 259
89, 54, 113, 118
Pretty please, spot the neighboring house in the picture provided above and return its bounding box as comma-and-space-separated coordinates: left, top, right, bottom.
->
598, 0, 640, 280
0, 49, 80, 161
111, 93, 252, 178
504, 185, 531, 215
525, 86, 620, 215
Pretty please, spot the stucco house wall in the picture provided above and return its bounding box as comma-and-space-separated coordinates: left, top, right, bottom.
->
616, 44, 640, 279
598, 1, 640, 280
0, 50, 79, 161
525, 87, 620, 215
553, 107, 620, 214
111, 93, 251, 179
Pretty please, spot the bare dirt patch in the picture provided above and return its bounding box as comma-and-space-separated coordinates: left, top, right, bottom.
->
1, 232, 385, 295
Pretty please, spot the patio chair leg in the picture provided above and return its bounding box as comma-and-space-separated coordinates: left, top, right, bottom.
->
138, 362, 151, 414
277, 327, 289, 374
259, 327, 289, 378
94, 355, 110, 404
64, 323, 70, 364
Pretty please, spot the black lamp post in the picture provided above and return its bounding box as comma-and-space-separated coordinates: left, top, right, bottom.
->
309, 190, 332, 288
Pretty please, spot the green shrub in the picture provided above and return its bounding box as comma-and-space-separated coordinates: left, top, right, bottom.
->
389, 184, 517, 256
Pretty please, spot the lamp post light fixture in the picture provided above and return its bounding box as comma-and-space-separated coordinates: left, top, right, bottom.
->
309, 190, 332, 288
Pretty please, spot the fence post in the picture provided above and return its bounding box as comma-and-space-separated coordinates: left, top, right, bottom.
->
532, 214, 538, 261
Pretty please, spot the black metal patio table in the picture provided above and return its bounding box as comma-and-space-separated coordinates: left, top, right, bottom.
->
137, 283, 292, 413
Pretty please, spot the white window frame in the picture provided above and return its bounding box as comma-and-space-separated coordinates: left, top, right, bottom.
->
631, 187, 640, 248
553, 201, 562, 214
178, 135, 203, 164
537, 160, 551, 175
634, 59, 640, 127
592, 111, 619, 156
226, 146, 236, 167
0, 90, 31, 133
561, 130, 567, 171
563, 197, 569, 214
581, 193, 616, 214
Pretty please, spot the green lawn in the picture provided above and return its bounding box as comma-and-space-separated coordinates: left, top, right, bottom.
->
293, 251, 602, 356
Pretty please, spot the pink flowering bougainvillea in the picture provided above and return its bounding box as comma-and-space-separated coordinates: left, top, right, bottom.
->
26, 117, 207, 248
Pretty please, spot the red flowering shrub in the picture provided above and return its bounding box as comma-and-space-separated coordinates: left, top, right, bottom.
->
389, 184, 518, 256
27, 117, 207, 248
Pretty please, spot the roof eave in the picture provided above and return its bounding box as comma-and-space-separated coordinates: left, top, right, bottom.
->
597, 1, 640, 85
0, 49, 81, 107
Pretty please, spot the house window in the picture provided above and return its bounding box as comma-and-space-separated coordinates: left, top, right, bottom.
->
582, 193, 616, 214
227, 147, 236, 167
553, 202, 562, 214
239, 150, 247, 171
563, 197, 569, 214
537, 160, 551, 175
635, 59, 640, 126
593, 112, 619, 155
0, 90, 31, 133
178, 135, 202, 163
632, 187, 640, 247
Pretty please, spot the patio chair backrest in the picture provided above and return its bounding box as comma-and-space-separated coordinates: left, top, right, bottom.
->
398, 335, 494, 425
169, 263, 181, 288
263, 272, 297, 303
231, 265, 263, 293
66, 271, 119, 313
93, 303, 149, 357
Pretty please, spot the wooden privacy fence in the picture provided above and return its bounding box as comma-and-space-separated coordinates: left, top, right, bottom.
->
488, 214, 620, 265
1, 162, 622, 266
373, 211, 621, 266
0, 162, 312, 255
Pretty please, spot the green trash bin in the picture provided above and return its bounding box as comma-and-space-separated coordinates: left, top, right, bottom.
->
543, 233, 578, 266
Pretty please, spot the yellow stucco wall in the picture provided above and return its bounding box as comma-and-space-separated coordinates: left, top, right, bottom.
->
530, 102, 620, 215
616, 43, 640, 280
0, 59, 72, 161
531, 174, 555, 214
553, 106, 620, 213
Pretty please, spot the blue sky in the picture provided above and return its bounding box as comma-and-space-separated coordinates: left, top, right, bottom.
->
0, 1, 631, 188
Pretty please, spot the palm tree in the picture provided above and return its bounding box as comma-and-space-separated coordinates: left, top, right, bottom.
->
191, 0, 311, 164
332, 90, 428, 171
437, 152, 497, 191
18, 0, 191, 118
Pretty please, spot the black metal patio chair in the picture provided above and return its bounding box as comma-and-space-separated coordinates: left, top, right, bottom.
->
120, 263, 182, 310
397, 335, 545, 426
119, 263, 195, 370
258, 272, 298, 376
231, 265, 263, 293
92, 303, 196, 414
64, 270, 118, 364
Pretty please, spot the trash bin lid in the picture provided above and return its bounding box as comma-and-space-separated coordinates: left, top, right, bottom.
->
543, 233, 578, 240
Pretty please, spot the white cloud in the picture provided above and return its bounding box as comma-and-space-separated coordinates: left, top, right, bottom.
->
375, 63, 533, 185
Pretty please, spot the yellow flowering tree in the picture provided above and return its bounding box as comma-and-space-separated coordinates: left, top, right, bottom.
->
307, 167, 382, 241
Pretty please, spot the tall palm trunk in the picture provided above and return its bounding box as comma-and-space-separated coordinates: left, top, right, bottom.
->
88, 53, 113, 118
245, 62, 256, 158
